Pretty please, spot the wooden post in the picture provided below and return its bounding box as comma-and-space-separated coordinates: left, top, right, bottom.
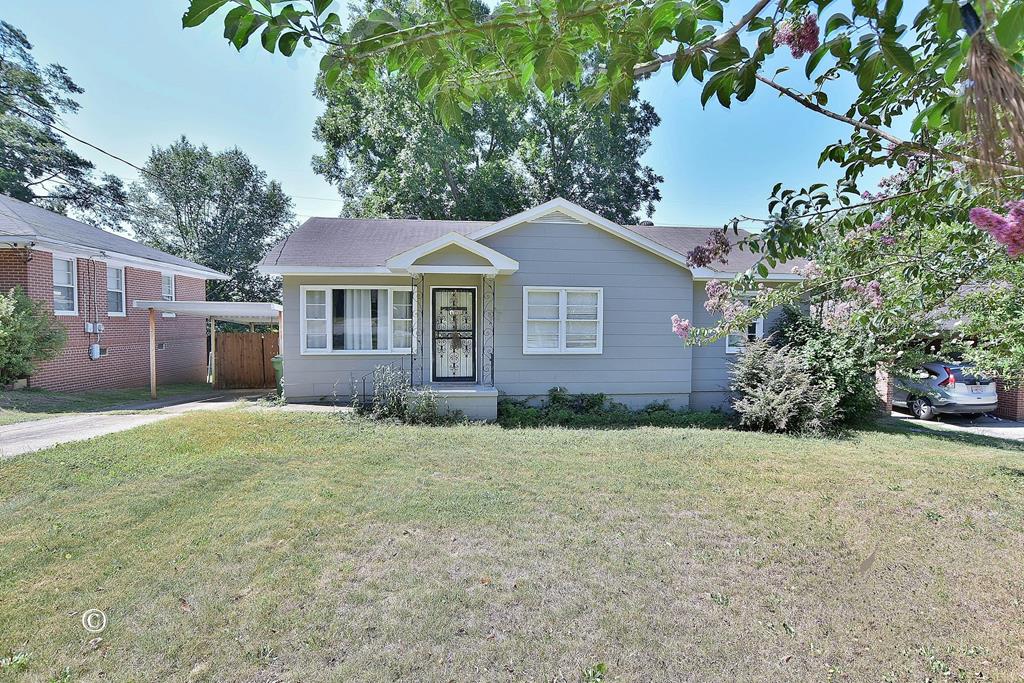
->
210, 318, 217, 388
148, 307, 157, 399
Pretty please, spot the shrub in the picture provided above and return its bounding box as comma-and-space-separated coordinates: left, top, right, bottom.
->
0, 287, 66, 386
773, 306, 878, 425
354, 364, 460, 425
498, 387, 729, 429
730, 339, 841, 435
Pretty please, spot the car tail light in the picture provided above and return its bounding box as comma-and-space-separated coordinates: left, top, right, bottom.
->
938, 367, 956, 388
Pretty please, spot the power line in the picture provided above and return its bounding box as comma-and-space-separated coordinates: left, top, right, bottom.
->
10, 103, 163, 181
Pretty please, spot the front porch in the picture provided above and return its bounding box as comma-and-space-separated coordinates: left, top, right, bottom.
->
410, 383, 499, 421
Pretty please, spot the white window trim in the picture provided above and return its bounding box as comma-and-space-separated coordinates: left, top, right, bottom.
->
522, 286, 603, 355
51, 252, 78, 316
161, 273, 176, 317
106, 265, 126, 317
725, 294, 764, 354
299, 285, 416, 355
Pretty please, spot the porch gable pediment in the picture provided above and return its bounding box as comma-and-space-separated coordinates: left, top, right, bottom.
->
386, 231, 519, 275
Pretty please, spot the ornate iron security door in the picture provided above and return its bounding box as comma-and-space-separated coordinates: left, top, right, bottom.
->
432, 288, 476, 382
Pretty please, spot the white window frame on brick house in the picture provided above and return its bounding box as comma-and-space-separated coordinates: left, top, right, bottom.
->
522, 286, 603, 355
51, 252, 78, 316
106, 265, 126, 317
299, 285, 416, 355
161, 273, 176, 317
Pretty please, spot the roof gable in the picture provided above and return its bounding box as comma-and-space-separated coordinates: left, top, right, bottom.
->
468, 198, 691, 270
386, 231, 518, 274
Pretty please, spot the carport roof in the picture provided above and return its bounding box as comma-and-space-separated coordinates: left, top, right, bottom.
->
132, 300, 282, 324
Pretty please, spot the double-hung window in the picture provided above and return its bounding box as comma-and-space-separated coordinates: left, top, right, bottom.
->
161, 274, 175, 301
52, 255, 77, 315
725, 306, 764, 354
301, 286, 415, 354
523, 287, 602, 354
107, 266, 125, 316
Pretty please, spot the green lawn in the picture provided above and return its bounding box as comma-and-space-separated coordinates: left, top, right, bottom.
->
0, 384, 213, 426
1, 411, 1022, 681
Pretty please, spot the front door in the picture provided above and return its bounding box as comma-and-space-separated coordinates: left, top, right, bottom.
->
432, 288, 476, 382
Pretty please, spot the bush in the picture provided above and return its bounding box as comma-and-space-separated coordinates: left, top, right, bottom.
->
730, 340, 841, 435
353, 364, 460, 424
773, 306, 878, 424
0, 287, 66, 386
498, 387, 729, 429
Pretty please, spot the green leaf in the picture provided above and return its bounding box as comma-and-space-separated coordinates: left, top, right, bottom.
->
936, 1, 962, 39
278, 31, 301, 56
313, 0, 333, 17
879, 37, 914, 75
261, 23, 284, 52
696, 1, 723, 22
995, 3, 1024, 52
690, 50, 707, 81
182, 0, 230, 28
944, 43, 966, 86
805, 42, 830, 77
856, 51, 882, 90
675, 4, 697, 43
672, 51, 691, 82
824, 13, 851, 35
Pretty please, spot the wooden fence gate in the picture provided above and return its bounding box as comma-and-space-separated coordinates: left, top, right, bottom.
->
214, 332, 279, 389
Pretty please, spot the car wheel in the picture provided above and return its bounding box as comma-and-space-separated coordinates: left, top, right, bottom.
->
910, 397, 936, 421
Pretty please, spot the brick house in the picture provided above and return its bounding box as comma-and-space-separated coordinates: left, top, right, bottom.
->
0, 194, 227, 392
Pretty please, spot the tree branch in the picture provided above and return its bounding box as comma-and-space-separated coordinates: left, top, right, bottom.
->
632, 0, 774, 77
755, 75, 1024, 173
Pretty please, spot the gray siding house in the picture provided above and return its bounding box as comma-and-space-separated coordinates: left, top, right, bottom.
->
260, 198, 800, 419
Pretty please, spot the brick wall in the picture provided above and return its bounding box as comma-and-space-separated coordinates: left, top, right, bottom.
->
875, 366, 893, 413
995, 381, 1024, 421
0, 247, 209, 392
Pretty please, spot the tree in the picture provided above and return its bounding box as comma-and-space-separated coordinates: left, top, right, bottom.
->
313, 70, 662, 223
0, 21, 126, 228
127, 137, 295, 301
0, 287, 67, 386
182, 0, 1024, 376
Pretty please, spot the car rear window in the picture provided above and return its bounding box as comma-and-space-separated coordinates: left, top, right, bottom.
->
949, 367, 991, 385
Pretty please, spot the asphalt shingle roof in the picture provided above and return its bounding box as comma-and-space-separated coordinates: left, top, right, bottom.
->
262, 216, 798, 275
0, 194, 225, 278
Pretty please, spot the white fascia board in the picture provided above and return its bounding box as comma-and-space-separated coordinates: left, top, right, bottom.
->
258, 265, 396, 276
385, 231, 519, 271
406, 265, 502, 275
467, 197, 692, 270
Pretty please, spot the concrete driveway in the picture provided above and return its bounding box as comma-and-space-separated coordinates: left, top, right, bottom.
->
889, 410, 1024, 442
0, 392, 263, 459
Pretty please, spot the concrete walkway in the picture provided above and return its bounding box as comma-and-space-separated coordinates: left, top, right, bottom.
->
889, 410, 1024, 442
0, 391, 262, 459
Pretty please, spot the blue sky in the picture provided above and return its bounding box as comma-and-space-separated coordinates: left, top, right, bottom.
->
6, 1, 885, 226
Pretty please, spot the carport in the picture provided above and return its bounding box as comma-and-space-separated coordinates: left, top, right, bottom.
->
132, 300, 283, 398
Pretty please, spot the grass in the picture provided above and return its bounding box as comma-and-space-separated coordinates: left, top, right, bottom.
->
1, 411, 1023, 681
0, 384, 212, 426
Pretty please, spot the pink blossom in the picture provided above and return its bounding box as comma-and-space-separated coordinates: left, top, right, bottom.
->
671, 314, 692, 340
704, 279, 731, 313
879, 235, 895, 246
791, 260, 823, 279
774, 14, 819, 58
970, 204, 1024, 257
686, 230, 732, 268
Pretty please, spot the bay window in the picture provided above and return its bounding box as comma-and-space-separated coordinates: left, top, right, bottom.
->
52, 255, 77, 314
301, 286, 415, 354
523, 287, 602, 354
